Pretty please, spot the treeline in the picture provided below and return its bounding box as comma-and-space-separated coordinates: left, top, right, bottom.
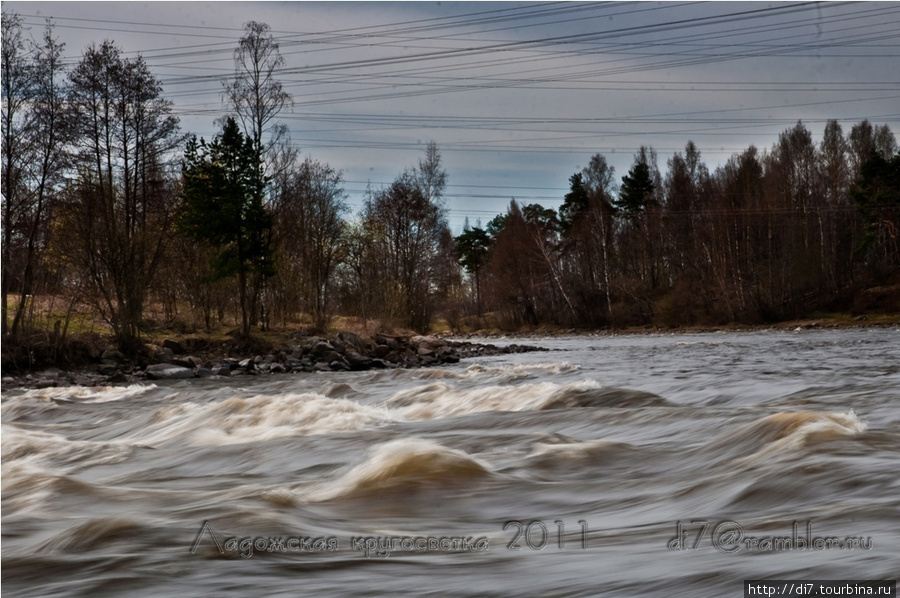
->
3, 18, 899, 361
460, 125, 899, 329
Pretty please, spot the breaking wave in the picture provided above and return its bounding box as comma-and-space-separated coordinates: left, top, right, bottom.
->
138, 393, 392, 446
384, 380, 667, 421
708, 411, 867, 464
312, 438, 493, 500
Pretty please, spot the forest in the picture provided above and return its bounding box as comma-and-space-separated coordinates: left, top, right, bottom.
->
3, 18, 899, 364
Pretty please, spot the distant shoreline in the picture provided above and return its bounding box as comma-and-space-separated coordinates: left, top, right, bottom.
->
446, 313, 900, 340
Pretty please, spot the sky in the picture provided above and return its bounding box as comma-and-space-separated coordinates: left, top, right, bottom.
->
5, 1, 900, 232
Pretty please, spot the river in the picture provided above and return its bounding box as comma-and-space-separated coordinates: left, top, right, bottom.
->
3, 328, 898, 597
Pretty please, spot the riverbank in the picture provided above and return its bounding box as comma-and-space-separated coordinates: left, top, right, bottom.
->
447, 312, 900, 340
2, 312, 897, 390
0, 331, 546, 390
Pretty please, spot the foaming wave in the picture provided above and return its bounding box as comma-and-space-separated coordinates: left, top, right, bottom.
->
137, 393, 391, 446
2, 384, 158, 421
2, 425, 132, 468
21, 383, 155, 404
2, 426, 135, 515
385, 380, 667, 421
710, 411, 867, 464
311, 438, 493, 500
417, 362, 580, 381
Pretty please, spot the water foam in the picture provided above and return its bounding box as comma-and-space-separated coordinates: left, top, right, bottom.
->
384, 379, 666, 421
136, 393, 392, 446
418, 362, 580, 381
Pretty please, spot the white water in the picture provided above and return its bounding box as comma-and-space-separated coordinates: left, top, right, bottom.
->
2, 328, 899, 596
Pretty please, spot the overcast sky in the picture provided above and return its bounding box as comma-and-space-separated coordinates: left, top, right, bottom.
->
6, 1, 900, 231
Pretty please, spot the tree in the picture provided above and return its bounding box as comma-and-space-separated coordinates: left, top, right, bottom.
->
274, 157, 348, 330
223, 21, 292, 329
559, 173, 589, 233
454, 221, 492, 316
6, 21, 73, 339
61, 40, 181, 354
850, 152, 900, 277
362, 168, 449, 331
2, 13, 30, 338
223, 21, 292, 173
617, 160, 656, 216
178, 117, 272, 337
414, 140, 448, 204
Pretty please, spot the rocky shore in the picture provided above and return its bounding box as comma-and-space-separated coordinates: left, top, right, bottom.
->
1, 332, 546, 389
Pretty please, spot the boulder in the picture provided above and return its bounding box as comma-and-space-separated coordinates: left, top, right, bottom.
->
311, 340, 335, 356
101, 349, 127, 363
173, 356, 202, 369
145, 364, 194, 380
153, 347, 175, 364
345, 351, 373, 371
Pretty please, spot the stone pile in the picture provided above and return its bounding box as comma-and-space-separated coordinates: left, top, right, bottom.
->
3, 333, 545, 385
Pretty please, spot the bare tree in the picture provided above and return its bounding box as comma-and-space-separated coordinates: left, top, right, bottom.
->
274, 158, 348, 330
2, 18, 73, 339
223, 21, 292, 169
60, 41, 181, 354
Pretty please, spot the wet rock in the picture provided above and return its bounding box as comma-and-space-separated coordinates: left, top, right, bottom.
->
195, 367, 214, 378
145, 364, 194, 380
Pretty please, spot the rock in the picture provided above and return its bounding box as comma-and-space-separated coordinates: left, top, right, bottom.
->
311, 340, 335, 356
106, 371, 128, 384
101, 349, 126, 363
855, 315, 868, 321
329, 360, 350, 372
154, 347, 175, 364
214, 366, 232, 377
173, 356, 202, 369
238, 358, 254, 371
162, 338, 186, 354
195, 367, 214, 378
322, 350, 342, 363
373, 344, 391, 358
145, 364, 194, 380
97, 363, 119, 376
345, 351, 373, 371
